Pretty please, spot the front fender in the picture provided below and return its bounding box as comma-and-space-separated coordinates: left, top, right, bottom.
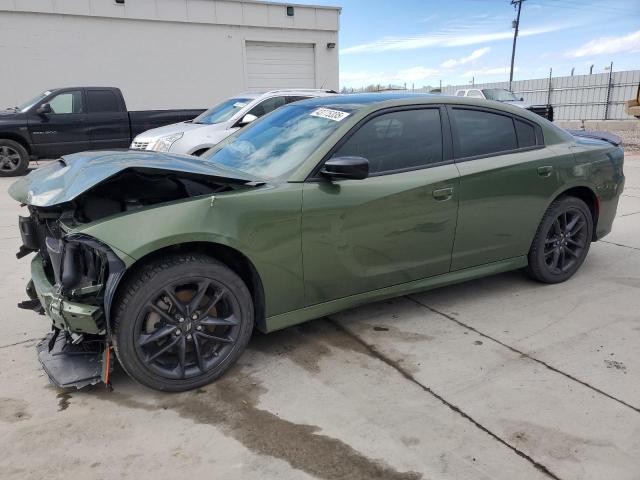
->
74, 185, 305, 317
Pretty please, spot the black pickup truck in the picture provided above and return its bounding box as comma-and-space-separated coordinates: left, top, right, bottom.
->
0, 87, 204, 176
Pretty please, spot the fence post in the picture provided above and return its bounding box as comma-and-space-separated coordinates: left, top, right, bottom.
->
546, 68, 552, 106
604, 61, 613, 120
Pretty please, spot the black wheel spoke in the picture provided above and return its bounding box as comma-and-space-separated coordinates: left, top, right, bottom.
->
145, 336, 181, 363
139, 325, 176, 346
148, 303, 178, 325
176, 336, 186, 379
195, 331, 233, 344
188, 280, 210, 314
566, 213, 580, 232
559, 248, 566, 270
192, 335, 206, 373
567, 237, 584, 247
550, 249, 560, 269
564, 247, 579, 258
164, 287, 186, 315
200, 314, 239, 327
202, 289, 224, 314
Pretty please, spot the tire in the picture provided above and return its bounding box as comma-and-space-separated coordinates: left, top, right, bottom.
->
0, 139, 29, 177
112, 254, 254, 392
526, 196, 593, 284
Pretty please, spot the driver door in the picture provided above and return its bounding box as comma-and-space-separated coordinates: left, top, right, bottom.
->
27, 89, 89, 157
301, 107, 460, 305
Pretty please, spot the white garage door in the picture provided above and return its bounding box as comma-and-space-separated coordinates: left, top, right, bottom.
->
245, 41, 316, 90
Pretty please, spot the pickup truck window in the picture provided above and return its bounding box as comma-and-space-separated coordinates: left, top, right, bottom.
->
18, 91, 52, 112
193, 98, 252, 125
483, 89, 519, 101
466, 90, 484, 98
87, 90, 120, 113
49, 91, 83, 114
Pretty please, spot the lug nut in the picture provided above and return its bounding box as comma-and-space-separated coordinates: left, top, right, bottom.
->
186, 334, 192, 340
178, 317, 184, 323
192, 314, 198, 320
196, 325, 202, 331
175, 329, 182, 335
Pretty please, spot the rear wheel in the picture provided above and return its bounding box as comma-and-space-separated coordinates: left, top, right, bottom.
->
0, 139, 29, 177
112, 254, 254, 391
527, 196, 593, 283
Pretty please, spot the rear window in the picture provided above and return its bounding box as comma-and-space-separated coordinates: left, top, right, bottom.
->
515, 119, 536, 147
87, 90, 120, 113
452, 108, 517, 158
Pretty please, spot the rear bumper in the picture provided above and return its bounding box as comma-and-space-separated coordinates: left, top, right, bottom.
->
31, 254, 103, 334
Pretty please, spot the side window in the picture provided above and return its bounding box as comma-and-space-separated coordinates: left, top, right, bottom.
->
332, 109, 443, 174
452, 108, 518, 158
466, 90, 484, 98
247, 96, 286, 118
515, 119, 537, 148
456, 91, 466, 97
48, 91, 83, 114
87, 90, 120, 113
286, 96, 312, 104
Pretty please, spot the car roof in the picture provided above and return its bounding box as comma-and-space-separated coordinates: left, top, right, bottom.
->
237, 89, 337, 99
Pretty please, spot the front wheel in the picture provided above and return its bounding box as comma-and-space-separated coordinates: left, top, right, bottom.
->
112, 254, 254, 391
526, 196, 593, 284
0, 139, 29, 177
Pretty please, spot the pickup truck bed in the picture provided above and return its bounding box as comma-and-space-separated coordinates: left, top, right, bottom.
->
0, 86, 204, 176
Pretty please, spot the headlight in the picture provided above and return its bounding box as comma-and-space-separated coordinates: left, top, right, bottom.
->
151, 132, 184, 152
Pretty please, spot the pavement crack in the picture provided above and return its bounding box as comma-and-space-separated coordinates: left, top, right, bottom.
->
407, 296, 640, 417
600, 240, 640, 251
326, 317, 563, 480
0, 337, 39, 349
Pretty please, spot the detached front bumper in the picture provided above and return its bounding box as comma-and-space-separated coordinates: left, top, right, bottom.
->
30, 254, 104, 334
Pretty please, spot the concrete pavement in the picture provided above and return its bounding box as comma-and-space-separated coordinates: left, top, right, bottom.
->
1, 154, 639, 480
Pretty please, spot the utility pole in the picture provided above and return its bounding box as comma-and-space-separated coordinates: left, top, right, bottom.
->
509, 0, 525, 90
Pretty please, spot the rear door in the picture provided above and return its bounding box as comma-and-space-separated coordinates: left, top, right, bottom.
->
301, 106, 460, 305
86, 89, 129, 150
27, 89, 89, 157
448, 106, 565, 270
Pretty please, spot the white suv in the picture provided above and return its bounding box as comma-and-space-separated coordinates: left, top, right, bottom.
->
130, 89, 336, 156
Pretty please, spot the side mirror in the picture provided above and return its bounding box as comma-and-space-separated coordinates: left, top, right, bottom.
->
519, 97, 524, 101
320, 156, 369, 180
238, 113, 258, 126
36, 103, 52, 116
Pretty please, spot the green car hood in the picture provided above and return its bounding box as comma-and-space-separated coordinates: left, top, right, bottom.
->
9, 150, 258, 207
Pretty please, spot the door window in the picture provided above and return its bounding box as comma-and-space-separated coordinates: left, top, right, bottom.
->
451, 108, 518, 158
247, 96, 286, 118
332, 109, 443, 174
48, 91, 83, 114
87, 90, 120, 113
466, 90, 484, 98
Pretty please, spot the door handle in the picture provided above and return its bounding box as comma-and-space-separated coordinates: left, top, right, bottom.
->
537, 166, 553, 177
432, 187, 454, 201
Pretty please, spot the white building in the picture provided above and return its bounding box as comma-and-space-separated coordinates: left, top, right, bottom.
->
0, 0, 340, 110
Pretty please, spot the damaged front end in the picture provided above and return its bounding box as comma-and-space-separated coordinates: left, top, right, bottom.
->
18, 210, 124, 388
12, 151, 261, 389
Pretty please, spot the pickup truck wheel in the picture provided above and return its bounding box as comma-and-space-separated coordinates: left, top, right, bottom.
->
112, 254, 254, 392
527, 196, 593, 283
0, 140, 29, 177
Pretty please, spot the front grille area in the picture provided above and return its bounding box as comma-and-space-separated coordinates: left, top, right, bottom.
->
130, 141, 150, 150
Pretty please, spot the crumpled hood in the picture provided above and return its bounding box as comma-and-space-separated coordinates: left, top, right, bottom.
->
9, 150, 258, 207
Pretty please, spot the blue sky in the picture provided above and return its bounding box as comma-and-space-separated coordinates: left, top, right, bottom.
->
298, 0, 640, 88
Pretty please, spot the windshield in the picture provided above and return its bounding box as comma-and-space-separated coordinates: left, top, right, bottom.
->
202, 104, 350, 179
14, 91, 51, 112
482, 89, 519, 101
192, 98, 252, 124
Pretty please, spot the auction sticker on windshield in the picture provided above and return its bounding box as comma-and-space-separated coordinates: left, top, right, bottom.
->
310, 108, 350, 122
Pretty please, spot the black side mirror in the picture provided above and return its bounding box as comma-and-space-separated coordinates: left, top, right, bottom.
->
519, 97, 524, 101
36, 103, 52, 116
320, 156, 369, 180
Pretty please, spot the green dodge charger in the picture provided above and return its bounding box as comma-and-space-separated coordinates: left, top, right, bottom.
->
10, 93, 624, 391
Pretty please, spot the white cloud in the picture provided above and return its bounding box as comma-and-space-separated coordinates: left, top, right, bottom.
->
441, 47, 491, 68
340, 24, 566, 55
340, 66, 440, 87
566, 30, 640, 57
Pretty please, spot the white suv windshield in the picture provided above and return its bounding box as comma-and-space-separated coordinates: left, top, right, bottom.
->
203, 104, 349, 179
483, 89, 519, 101
193, 98, 252, 125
